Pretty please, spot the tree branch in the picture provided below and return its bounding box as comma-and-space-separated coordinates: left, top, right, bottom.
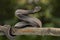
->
13, 27, 60, 36
0, 25, 60, 36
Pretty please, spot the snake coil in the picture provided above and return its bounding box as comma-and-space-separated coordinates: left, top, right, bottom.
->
14, 6, 42, 28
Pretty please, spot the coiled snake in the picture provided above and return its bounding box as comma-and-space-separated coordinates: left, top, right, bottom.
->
14, 6, 42, 28
3, 6, 42, 40
2, 0, 42, 40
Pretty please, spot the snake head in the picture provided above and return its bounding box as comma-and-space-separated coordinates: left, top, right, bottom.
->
33, 6, 41, 13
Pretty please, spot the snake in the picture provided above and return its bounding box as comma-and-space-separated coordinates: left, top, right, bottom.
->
3, 0, 42, 40
14, 6, 42, 28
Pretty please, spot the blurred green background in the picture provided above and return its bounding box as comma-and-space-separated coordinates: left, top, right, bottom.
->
0, 0, 60, 40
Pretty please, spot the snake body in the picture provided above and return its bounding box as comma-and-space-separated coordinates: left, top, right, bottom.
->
3, 0, 42, 40
14, 6, 42, 28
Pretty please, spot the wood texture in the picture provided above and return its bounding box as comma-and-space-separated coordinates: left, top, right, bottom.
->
0, 25, 60, 36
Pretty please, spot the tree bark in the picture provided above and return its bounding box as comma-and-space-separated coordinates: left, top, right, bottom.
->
0, 25, 60, 36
